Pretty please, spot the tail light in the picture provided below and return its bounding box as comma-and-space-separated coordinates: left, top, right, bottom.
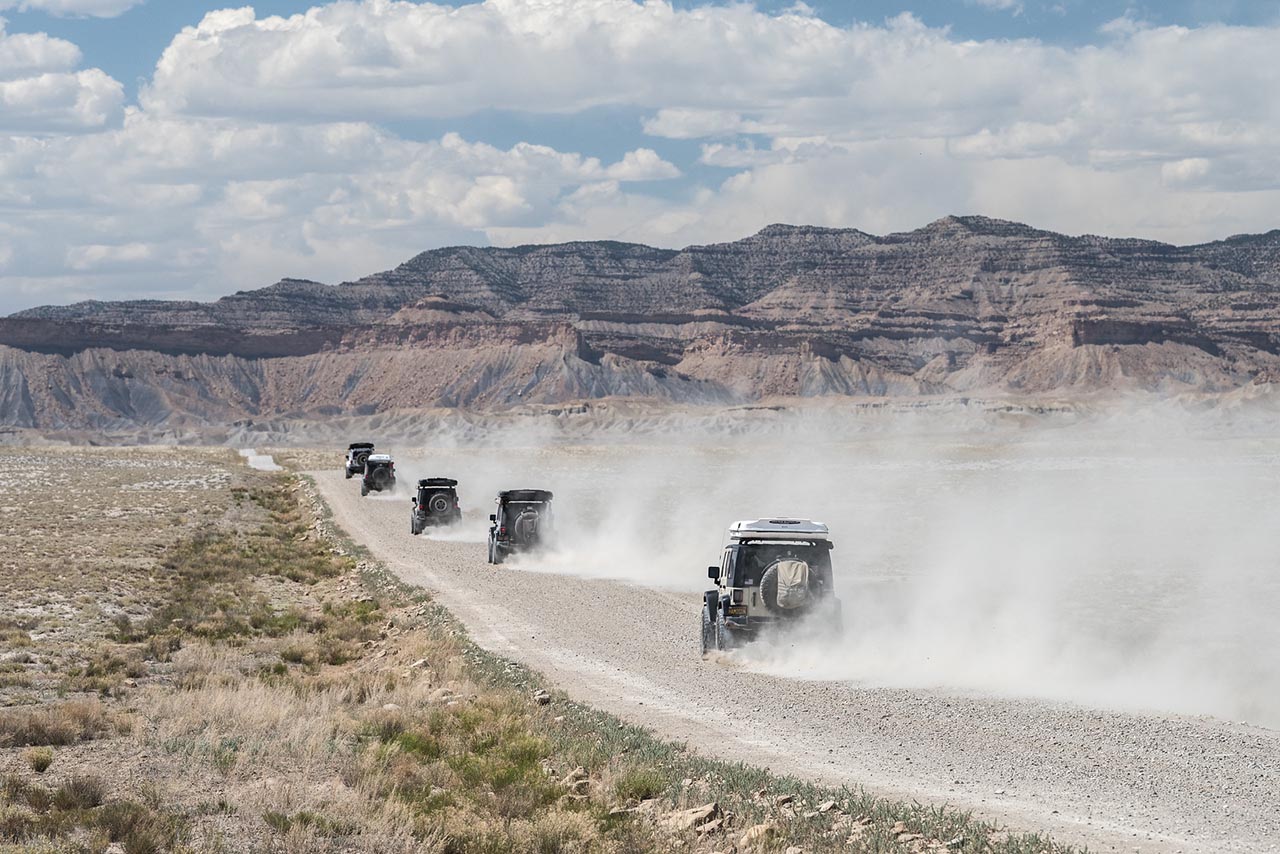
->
499, 527, 507, 535
731, 590, 744, 605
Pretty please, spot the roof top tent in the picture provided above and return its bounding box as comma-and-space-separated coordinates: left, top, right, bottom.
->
348, 442, 374, 450
418, 477, 458, 488
366, 454, 394, 463
728, 518, 830, 543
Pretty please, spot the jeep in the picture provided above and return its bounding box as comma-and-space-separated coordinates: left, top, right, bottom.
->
360, 454, 396, 496
410, 478, 462, 534
345, 442, 375, 479
701, 518, 840, 654
487, 489, 553, 564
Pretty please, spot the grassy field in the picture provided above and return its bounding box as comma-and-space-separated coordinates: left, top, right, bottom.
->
0, 447, 1074, 853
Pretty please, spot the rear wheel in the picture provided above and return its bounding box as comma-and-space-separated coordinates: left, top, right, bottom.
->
360, 482, 369, 497
411, 517, 421, 535
345, 470, 352, 479
715, 612, 737, 652
700, 604, 715, 657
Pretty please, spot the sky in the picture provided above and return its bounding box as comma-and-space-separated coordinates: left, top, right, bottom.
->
1, 0, 1279, 313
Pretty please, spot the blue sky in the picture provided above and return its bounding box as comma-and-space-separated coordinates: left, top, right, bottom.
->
2, 0, 1279, 311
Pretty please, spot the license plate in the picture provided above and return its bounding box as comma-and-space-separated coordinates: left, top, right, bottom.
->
726, 606, 748, 616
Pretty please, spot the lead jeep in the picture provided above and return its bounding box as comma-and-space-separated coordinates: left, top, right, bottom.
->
487, 489, 553, 564
701, 518, 841, 654
345, 442, 375, 478
410, 478, 462, 534
360, 454, 396, 496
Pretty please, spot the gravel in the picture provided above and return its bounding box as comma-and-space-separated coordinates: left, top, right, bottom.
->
315, 470, 1280, 854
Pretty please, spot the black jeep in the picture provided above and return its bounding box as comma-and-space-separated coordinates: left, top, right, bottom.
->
360, 454, 396, 496
410, 478, 462, 534
345, 442, 375, 479
487, 489, 553, 564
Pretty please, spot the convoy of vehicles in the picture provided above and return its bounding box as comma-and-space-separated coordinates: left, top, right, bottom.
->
343, 446, 842, 655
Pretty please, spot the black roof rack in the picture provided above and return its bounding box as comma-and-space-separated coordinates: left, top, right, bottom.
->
347, 442, 374, 449
497, 488, 553, 502
418, 478, 458, 488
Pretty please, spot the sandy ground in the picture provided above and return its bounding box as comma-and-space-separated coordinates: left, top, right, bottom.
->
312, 470, 1280, 854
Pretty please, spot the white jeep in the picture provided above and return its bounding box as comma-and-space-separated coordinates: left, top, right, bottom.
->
701, 518, 841, 654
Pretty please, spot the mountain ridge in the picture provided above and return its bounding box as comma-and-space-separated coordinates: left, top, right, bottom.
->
4, 215, 1280, 430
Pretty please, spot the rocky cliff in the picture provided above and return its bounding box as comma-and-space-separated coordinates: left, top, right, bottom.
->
4, 215, 1280, 429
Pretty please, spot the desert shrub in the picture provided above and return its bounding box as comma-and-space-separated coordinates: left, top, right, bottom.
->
95, 800, 185, 854
23, 748, 53, 774
52, 776, 104, 811
0, 700, 118, 747
612, 767, 667, 803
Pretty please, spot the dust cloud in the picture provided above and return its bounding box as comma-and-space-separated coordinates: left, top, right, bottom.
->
386, 404, 1280, 728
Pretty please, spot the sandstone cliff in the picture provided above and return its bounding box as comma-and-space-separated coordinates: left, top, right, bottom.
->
4, 216, 1280, 429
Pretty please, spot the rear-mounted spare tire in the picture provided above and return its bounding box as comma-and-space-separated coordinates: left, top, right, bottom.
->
428, 493, 451, 515
759, 559, 816, 614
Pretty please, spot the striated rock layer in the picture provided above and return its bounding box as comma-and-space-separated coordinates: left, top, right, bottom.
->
4, 216, 1280, 429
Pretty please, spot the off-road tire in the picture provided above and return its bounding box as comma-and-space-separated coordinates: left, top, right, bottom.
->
411, 517, 421, 536
489, 539, 505, 565
700, 604, 715, 657
428, 493, 451, 516
360, 482, 369, 497
345, 470, 352, 479
715, 612, 737, 652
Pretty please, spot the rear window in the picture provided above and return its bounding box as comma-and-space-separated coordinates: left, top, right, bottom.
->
734, 542, 830, 587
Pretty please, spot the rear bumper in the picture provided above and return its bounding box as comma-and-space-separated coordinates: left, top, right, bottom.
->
417, 511, 460, 526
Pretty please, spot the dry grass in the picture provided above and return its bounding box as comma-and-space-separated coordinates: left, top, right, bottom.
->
0, 701, 124, 749
0, 448, 1074, 854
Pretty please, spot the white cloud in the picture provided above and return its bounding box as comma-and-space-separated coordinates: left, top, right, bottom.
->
7, 0, 1280, 311
0, 0, 144, 18
135, 2, 1280, 198
0, 22, 122, 131
0, 110, 681, 309
969, 0, 1023, 13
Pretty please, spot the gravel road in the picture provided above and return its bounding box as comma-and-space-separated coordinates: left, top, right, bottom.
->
313, 471, 1279, 853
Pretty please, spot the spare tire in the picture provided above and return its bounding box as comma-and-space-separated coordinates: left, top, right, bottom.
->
759, 559, 815, 613
370, 467, 390, 487
428, 493, 452, 515
513, 509, 540, 545
354, 451, 370, 469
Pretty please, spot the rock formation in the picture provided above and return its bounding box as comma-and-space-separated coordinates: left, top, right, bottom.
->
4, 215, 1280, 429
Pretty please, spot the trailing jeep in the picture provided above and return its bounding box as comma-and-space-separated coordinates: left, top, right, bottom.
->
360, 454, 396, 496
487, 489, 553, 564
410, 478, 462, 534
345, 442, 375, 479
701, 518, 841, 654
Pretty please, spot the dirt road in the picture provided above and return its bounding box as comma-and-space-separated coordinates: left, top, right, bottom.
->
313, 471, 1279, 853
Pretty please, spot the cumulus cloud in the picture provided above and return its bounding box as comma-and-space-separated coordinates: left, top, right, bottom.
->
0, 0, 144, 17
0, 21, 122, 131
0, 110, 682, 310
6, 0, 1280, 310
137, 1, 1280, 199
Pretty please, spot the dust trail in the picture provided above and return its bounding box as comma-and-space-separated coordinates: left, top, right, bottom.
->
372, 405, 1280, 728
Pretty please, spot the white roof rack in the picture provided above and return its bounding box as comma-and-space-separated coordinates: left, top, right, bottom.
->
367, 453, 394, 462
728, 518, 829, 541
